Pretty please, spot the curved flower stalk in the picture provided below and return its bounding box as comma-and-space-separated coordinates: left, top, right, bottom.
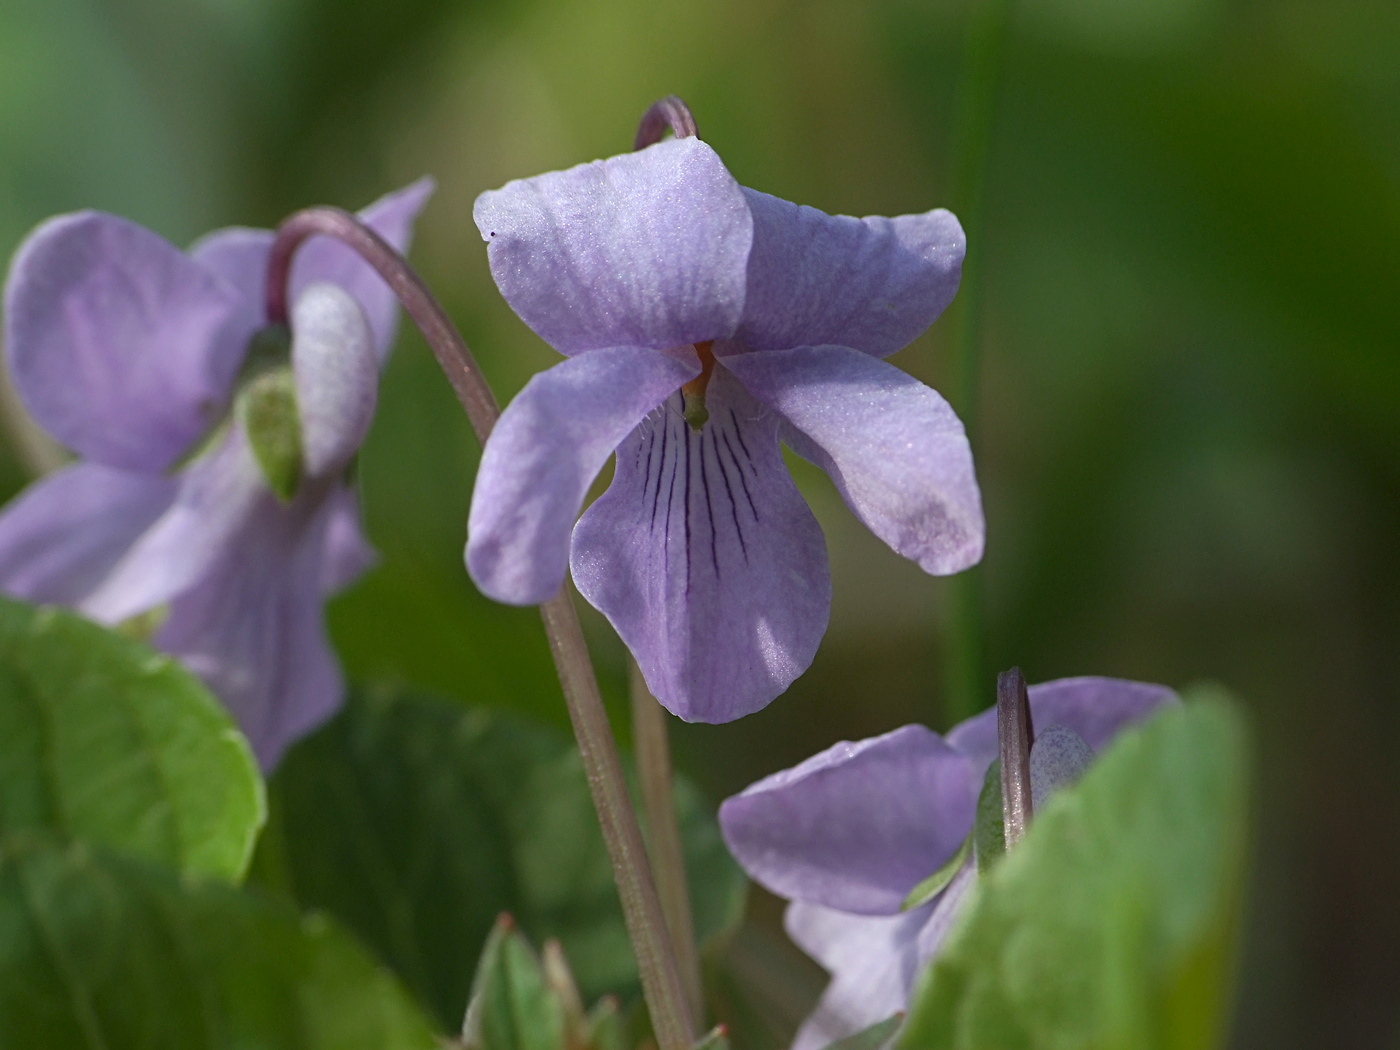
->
0, 181, 432, 768
718, 677, 1176, 1049
468, 137, 983, 723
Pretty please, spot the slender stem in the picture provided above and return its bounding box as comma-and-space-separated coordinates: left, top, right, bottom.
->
630, 660, 704, 1023
996, 666, 1034, 848
267, 209, 696, 1050
634, 96, 700, 149
941, 0, 1015, 727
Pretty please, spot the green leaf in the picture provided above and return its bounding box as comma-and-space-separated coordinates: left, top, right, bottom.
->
904, 835, 972, 911
250, 686, 747, 1030
0, 834, 439, 1049
463, 916, 567, 1050
899, 692, 1252, 1050
0, 598, 264, 882
824, 1014, 903, 1050
239, 365, 302, 501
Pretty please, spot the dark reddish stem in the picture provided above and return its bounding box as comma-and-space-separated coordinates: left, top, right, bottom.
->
997, 666, 1035, 848
265, 206, 695, 1050
634, 96, 700, 149
265, 207, 499, 441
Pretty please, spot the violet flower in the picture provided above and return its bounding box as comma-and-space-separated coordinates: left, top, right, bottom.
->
0, 180, 432, 768
468, 137, 982, 722
718, 677, 1176, 1049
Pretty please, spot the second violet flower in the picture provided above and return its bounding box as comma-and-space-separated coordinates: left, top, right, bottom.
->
468, 136, 984, 723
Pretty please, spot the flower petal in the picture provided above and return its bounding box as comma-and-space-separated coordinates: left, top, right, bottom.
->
4, 212, 256, 471
570, 371, 829, 722
155, 488, 342, 770
319, 485, 376, 594
947, 676, 1179, 770
79, 427, 266, 624
719, 724, 976, 914
474, 138, 752, 355
189, 178, 435, 361
1028, 724, 1096, 810
291, 282, 377, 479
723, 345, 984, 576
0, 463, 176, 605
467, 347, 699, 604
785, 901, 930, 1050
736, 190, 964, 357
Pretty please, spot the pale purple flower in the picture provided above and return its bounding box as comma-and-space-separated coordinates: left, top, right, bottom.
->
0, 180, 432, 768
468, 137, 982, 723
718, 677, 1176, 1049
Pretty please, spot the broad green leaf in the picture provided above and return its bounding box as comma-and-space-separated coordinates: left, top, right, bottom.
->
899, 693, 1251, 1050
0, 834, 439, 1049
463, 917, 568, 1050
251, 687, 747, 1030
0, 598, 264, 882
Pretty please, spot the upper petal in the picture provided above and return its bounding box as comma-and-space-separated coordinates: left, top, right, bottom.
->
466, 347, 699, 605
947, 676, 1179, 771
736, 189, 964, 357
4, 212, 256, 471
190, 178, 435, 362
474, 138, 752, 355
719, 724, 977, 915
723, 345, 984, 576
570, 371, 830, 723
156, 487, 342, 770
291, 282, 377, 479
785, 901, 930, 1050
319, 484, 377, 594
0, 462, 176, 605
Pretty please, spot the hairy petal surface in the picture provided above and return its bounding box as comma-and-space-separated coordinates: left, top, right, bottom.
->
947, 676, 1179, 772
291, 283, 377, 479
319, 485, 376, 594
474, 138, 752, 355
467, 347, 699, 605
156, 486, 341, 770
572, 372, 829, 723
785, 902, 931, 1050
79, 428, 266, 625
5, 212, 255, 471
724, 346, 984, 575
737, 190, 965, 357
719, 724, 977, 914
190, 178, 434, 361
0, 463, 176, 605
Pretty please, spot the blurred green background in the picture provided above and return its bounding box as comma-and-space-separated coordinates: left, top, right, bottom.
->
1, 0, 1396, 1044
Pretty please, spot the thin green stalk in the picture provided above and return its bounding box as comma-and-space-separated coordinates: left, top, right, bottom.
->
942, 0, 1015, 726
630, 659, 704, 1023
267, 208, 696, 1050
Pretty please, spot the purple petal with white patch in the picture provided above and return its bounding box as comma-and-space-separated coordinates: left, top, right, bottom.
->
474, 138, 752, 355
723, 345, 983, 575
571, 369, 829, 723
737, 190, 965, 358
468, 347, 699, 605
719, 724, 975, 914
5, 212, 256, 471
0, 463, 176, 605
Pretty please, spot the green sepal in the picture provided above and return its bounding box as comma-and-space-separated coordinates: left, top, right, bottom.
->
461, 915, 567, 1050
822, 1013, 903, 1050
902, 834, 973, 911
973, 759, 1005, 875
239, 366, 302, 502
582, 996, 627, 1050
692, 1025, 731, 1050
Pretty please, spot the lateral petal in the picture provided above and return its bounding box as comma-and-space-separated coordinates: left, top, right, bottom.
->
467, 347, 698, 605
571, 371, 829, 723
474, 138, 752, 355
724, 345, 984, 576
719, 724, 977, 915
4, 212, 255, 471
0, 463, 176, 605
737, 189, 964, 357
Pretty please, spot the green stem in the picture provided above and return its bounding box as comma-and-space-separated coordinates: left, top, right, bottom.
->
941, 0, 1015, 726
267, 208, 696, 1050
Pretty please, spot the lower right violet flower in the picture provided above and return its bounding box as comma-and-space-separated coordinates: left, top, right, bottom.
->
718, 676, 1177, 1050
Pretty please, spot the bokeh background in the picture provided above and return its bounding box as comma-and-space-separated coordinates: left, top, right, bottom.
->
1, 0, 1397, 1044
